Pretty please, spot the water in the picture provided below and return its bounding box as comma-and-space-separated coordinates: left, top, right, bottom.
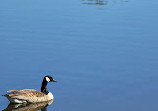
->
0, 0, 158, 110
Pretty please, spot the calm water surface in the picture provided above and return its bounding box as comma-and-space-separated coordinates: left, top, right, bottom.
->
0, 0, 158, 111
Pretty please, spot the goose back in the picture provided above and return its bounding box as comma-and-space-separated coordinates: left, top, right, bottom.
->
3, 89, 53, 103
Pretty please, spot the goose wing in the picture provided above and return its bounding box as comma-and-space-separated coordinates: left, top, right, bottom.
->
5, 89, 50, 103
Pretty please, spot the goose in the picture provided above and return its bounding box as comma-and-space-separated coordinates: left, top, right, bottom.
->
2, 75, 56, 104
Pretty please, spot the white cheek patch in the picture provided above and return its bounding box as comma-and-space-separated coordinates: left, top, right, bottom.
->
46, 77, 51, 82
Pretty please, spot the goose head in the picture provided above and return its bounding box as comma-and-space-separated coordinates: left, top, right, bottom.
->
45, 75, 57, 83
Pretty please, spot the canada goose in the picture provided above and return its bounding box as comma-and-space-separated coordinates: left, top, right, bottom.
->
2, 75, 56, 104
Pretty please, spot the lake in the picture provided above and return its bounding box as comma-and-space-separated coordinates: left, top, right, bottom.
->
0, 0, 158, 111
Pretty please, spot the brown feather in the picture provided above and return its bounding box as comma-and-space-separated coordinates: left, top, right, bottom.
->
7, 90, 19, 92
5, 89, 51, 103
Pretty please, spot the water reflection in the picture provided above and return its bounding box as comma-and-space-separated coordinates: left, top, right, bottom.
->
81, 0, 128, 5
2, 100, 53, 111
81, 0, 108, 5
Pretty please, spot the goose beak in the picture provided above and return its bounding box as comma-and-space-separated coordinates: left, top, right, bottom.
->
52, 79, 57, 82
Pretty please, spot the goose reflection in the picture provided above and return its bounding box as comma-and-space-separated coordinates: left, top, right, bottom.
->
2, 100, 53, 111
81, 0, 108, 5
81, 0, 128, 5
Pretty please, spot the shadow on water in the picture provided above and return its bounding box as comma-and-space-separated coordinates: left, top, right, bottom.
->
81, 0, 128, 5
2, 100, 53, 111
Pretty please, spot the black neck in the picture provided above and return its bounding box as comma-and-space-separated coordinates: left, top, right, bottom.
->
41, 78, 49, 95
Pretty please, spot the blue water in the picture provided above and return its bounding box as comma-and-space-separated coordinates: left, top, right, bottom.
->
0, 0, 158, 110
